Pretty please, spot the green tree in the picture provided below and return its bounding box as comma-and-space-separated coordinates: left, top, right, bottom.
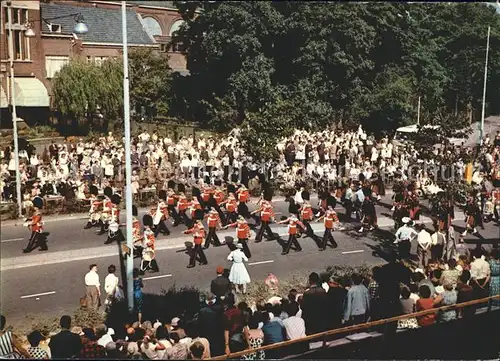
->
129, 48, 172, 117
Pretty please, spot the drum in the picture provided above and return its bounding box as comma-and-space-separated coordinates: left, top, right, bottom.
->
142, 247, 155, 261
90, 212, 100, 222
101, 213, 110, 223
109, 221, 119, 233
484, 201, 494, 215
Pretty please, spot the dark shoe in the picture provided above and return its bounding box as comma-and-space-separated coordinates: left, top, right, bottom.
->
23, 248, 31, 253
84, 222, 92, 229
255, 239, 262, 243
281, 251, 288, 255
104, 238, 114, 245
319, 248, 325, 251
296, 248, 303, 252
200, 262, 208, 265
39, 248, 48, 251
97, 230, 106, 236
187, 264, 195, 268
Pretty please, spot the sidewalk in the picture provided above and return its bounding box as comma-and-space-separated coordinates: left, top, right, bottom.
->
0, 212, 436, 271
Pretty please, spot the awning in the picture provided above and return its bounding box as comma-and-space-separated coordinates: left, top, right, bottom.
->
13, 77, 50, 107
0, 85, 7, 108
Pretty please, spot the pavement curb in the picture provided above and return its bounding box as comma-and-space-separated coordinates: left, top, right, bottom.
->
0, 215, 435, 271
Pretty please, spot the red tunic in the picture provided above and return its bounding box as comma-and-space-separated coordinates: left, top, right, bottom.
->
207, 214, 221, 228
301, 206, 313, 221
226, 199, 237, 213
288, 220, 304, 235
261, 204, 275, 222
186, 224, 206, 245
237, 190, 249, 203
31, 214, 43, 232
178, 198, 189, 211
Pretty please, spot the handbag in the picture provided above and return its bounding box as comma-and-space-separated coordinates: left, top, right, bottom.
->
114, 286, 124, 301
80, 296, 87, 308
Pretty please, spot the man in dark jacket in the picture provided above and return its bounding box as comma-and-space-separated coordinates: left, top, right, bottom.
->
210, 266, 231, 299
49, 315, 82, 359
197, 293, 225, 356
301, 272, 328, 335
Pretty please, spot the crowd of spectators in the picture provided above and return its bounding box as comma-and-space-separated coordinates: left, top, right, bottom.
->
1, 247, 498, 359
2, 127, 498, 208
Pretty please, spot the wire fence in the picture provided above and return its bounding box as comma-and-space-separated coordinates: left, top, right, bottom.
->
210, 294, 500, 360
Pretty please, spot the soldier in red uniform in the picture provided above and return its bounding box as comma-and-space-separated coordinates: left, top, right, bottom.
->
221, 193, 238, 225
299, 200, 318, 241
201, 186, 214, 210
184, 220, 208, 268
316, 207, 339, 251
166, 189, 181, 226
84, 185, 102, 229
236, 185, 251, 219
177, 193, 191, 227
253, 200, 275, 243
204, 209, 223, 248
278, 215, 305, 255
23, 196, 48, 253
224, 216, 252, 259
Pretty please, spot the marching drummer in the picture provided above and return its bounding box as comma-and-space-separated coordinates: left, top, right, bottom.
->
23, 196, 48, 253
177, 192, 191, 227
84, 185, 102, 229
316, 206, 340, 251
104, 194, 123, 244
220, 193, 238, 225
151, 190, 171, 237
462, 195, 482, 236
184, 219, 208, 268
141, 214, 160, 273
98, 187, 113, 235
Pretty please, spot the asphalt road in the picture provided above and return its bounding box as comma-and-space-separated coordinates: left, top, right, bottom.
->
1, 194, 498, 325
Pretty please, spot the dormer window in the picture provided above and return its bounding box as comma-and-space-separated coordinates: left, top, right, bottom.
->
49, 23, 61, 33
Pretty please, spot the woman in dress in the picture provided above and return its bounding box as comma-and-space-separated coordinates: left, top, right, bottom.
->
487, 249, 500, 309
133, 268, 144, 324
228, 244, 251, 294
437, 282, 457, 323
0, 315, 31, 358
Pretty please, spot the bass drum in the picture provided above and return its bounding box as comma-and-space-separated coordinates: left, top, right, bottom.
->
142, 247, 155, 261
108, 221, 119, 233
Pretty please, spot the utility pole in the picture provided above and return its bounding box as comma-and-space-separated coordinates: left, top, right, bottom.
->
121, 1, 134, 312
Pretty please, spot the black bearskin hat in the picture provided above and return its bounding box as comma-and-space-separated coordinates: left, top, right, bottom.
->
227, 183, 236, 194
301, 189, 310, 201
159, 189, 167, 201
177, 183, 186, 193
90, 185, 99, 196
143, 214, 153, 227
132, 205, 138, 217
167, 180, 176, 191
104, 186, 113, 198
33, 196, 44, 209
362, 187, 372, 197
192, 186, 201, 198
394, 193, 404, 203
263, 188, 274, 202
111, 194, 121, 205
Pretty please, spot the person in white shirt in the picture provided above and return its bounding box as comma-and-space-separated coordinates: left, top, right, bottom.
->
416, 225, 432, 268
469, 250, 491, 300
394, 218, 418, 260
104, 265, 120, 307
84, 264, 101, 310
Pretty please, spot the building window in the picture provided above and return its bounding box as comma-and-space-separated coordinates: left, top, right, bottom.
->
4, 7, 30, 60
169, 19, 185, 53
45, 56, 69, 78
94, 56, 108, 66
142, 16, 162, 37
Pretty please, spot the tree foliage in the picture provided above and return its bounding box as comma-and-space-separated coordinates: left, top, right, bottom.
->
52, 49, 172, 121
171, 1, 500, 155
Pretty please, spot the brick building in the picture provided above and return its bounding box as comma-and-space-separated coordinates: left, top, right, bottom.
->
0, 0, 187, 128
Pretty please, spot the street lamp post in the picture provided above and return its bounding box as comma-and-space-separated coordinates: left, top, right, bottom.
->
479, 26, 491, 146
6, 4, 36, 218
121, 1, 134, 313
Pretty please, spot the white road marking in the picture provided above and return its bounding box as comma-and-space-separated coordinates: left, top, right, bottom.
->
248, 260, 275, 266
21, 291, 56, 299
341, 250, 365, 255
143, 274, 172, 281
1, 238, 23, 243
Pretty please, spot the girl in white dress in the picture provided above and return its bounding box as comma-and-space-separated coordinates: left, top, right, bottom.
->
228, 244, 251, 294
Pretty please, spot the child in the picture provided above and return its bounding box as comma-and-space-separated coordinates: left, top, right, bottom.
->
27, 330, 49, 359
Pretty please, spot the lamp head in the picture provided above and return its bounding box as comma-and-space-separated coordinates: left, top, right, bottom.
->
24, 27, 35, 37
73, 14, 88, 34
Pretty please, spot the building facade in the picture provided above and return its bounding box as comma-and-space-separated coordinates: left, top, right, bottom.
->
0, 0, 187, 128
